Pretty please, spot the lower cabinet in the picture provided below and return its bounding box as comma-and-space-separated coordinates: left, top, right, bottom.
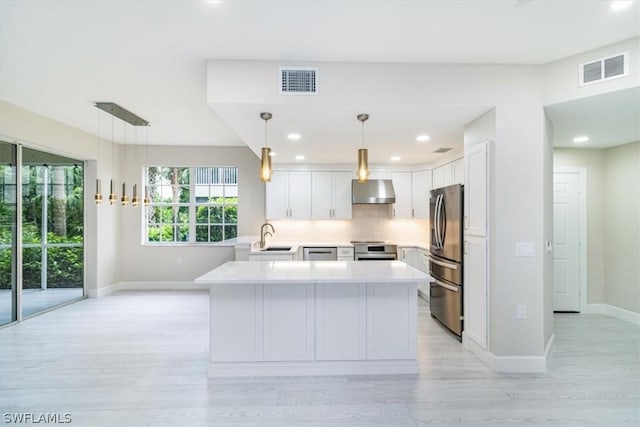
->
209, 282, 417, 363
463, 236, 488, 349
315, 283, 366, 360
366, 283, 417, 360
264, 283, 315, 361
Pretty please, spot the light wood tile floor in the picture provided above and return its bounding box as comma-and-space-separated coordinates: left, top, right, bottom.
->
1, 291, 638, 426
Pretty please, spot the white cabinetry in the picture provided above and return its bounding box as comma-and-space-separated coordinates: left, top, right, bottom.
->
391, 172, 413, 219
464, 236, 487, 349
247, 252, 296, 261
337, 246, 354, 260
411, 170, 432, 220
453, 158, 465, 185
366, 283, 417, 360
264, 283, 315, 361
464, 143, 487, 237
463, 141, 489, 350
316, 283, 366, 360
266, 171, 311, 219
311, 171, 352, 219
432, 162, 452, 189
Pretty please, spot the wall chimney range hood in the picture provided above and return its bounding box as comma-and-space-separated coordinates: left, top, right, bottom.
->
352, 179, 396, 204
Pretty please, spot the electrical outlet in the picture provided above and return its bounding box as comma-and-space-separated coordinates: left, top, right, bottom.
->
517, 304, 526, 319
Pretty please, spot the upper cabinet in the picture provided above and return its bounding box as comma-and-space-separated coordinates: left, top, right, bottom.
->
391, 172, 412, 219
266, 171, 312, 219
464, 143, 488, 237
411, 170, 432, 220
311, 171, 353, 219
452, 158, 464, 185
432, 158, 463, 190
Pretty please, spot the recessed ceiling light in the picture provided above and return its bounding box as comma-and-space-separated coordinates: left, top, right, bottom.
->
390, 156, 401, 161
269, 151, 276, 156
416, 134, 430, 142
295, 155, 305, 160
610, 1, 633, 11
287, 133, 301, 141
572, 135, 590, 144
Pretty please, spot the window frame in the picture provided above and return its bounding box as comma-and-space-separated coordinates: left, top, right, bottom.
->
144, 166, 238, 245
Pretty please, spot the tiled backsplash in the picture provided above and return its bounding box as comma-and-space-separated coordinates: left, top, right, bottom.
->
268, 205, 429, 244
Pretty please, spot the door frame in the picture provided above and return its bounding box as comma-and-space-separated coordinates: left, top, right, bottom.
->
553, 167, 587, 313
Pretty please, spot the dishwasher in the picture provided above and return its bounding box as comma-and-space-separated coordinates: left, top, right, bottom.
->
302, 247, 337, 261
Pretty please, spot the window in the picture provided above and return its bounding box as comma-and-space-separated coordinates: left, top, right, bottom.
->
145, 167, 238, 244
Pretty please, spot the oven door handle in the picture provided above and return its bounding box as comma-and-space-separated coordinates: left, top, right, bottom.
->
428, 256, 458, 270
433, 279, 459, 292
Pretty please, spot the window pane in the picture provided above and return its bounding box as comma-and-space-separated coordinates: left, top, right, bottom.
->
195, 225, 209, 242
224, 225, 237, 240
148, 224, 162, 242
210, 225, 223, 242
178, 225, 189, 242
210, 206, 223, 223
224, 205, 238, 224
195, 206, 209, 224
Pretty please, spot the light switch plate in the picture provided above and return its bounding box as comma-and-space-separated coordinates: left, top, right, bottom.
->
515, 242, 535, 257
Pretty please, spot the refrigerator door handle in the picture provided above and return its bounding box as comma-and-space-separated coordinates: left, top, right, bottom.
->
428, 256, 458, 270
433, 194, 440, 249
438, 194, 446, 250
433, 279, 459, 292
435, 194, 443, 249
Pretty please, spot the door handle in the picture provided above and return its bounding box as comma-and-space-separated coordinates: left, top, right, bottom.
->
433, 279, 459, 292
428, 256, 458, 270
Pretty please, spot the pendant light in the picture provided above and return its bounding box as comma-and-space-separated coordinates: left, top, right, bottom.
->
94, 109, 103, 204
131, 125, 140, 207
356, 113, 370, 183
259, 112, 273, 183
120, 123, 129, 207
143, 125, 151, 206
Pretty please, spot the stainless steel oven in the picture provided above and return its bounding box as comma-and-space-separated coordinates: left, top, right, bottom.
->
352, 241, 398, 261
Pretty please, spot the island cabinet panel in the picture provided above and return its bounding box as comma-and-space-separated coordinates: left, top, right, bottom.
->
210, 284, 263, 362
263, 283, 315, 361
366, 283, 417, 360
315, 283, 366, 360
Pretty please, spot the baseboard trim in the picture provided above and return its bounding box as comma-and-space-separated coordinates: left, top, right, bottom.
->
208, 360, 419, 377
587, 303, 640, 325
87, 282, 121, 298
118, 281, 209, 291
462, 332, 553, 373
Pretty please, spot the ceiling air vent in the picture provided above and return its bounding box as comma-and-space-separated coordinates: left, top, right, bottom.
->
280, 67, 317, 95
579, 52, 629, 86
434, 148, 452, 154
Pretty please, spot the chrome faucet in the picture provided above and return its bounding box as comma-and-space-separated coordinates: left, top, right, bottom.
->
259, 222, 275, 249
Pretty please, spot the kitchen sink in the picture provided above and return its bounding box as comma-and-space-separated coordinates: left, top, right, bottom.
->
261, 246, 292, 252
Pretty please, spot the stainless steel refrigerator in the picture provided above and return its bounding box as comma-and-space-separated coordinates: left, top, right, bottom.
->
429, 183, 464, 339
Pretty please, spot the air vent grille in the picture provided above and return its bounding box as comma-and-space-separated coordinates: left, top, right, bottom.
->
434, 148, 452, 154
579, 52, 628, 86
280, 67, 317, 94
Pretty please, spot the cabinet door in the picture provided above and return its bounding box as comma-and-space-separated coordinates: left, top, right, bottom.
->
368, 171, 392, 180
332, 172, 353, 219
265, 171, 289, 219
391, 172, 412, 219
311, 171, 333, 219
464, 236, 487, 349
210, 284, 263, 362
366, 283, 417, 360
464, 142, 488, 237
316, 283, 366, 360
411, 170, 431, 219
440, 162, 453, 187
288, 171, 312, 219
453, 158, 465, 185
432, 166, 444, 189
264, 283, 315, 361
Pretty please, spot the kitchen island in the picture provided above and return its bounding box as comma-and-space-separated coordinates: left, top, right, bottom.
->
195, 260, 432, 377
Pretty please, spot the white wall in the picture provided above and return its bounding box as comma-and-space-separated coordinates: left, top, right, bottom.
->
603, 141, 640, 313
553, 148, 605, 304
118, 144, 265, 282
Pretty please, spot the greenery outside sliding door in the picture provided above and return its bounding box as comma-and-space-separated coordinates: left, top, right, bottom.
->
20, 147, 84, 318
0, 142, 17, 325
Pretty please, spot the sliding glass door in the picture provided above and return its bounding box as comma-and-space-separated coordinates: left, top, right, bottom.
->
0, 142, 17, 325
21, 147, 85, 317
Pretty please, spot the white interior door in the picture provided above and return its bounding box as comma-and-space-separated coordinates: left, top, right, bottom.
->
553, 172, 581, 312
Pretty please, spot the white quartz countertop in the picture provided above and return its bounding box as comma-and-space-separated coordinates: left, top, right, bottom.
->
195, 260, 433, 284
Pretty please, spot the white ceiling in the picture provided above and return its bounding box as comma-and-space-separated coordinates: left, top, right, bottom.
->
1, 0, 639, 164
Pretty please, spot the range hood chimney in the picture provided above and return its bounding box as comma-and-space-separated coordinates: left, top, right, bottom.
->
352, 179, 396, 204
